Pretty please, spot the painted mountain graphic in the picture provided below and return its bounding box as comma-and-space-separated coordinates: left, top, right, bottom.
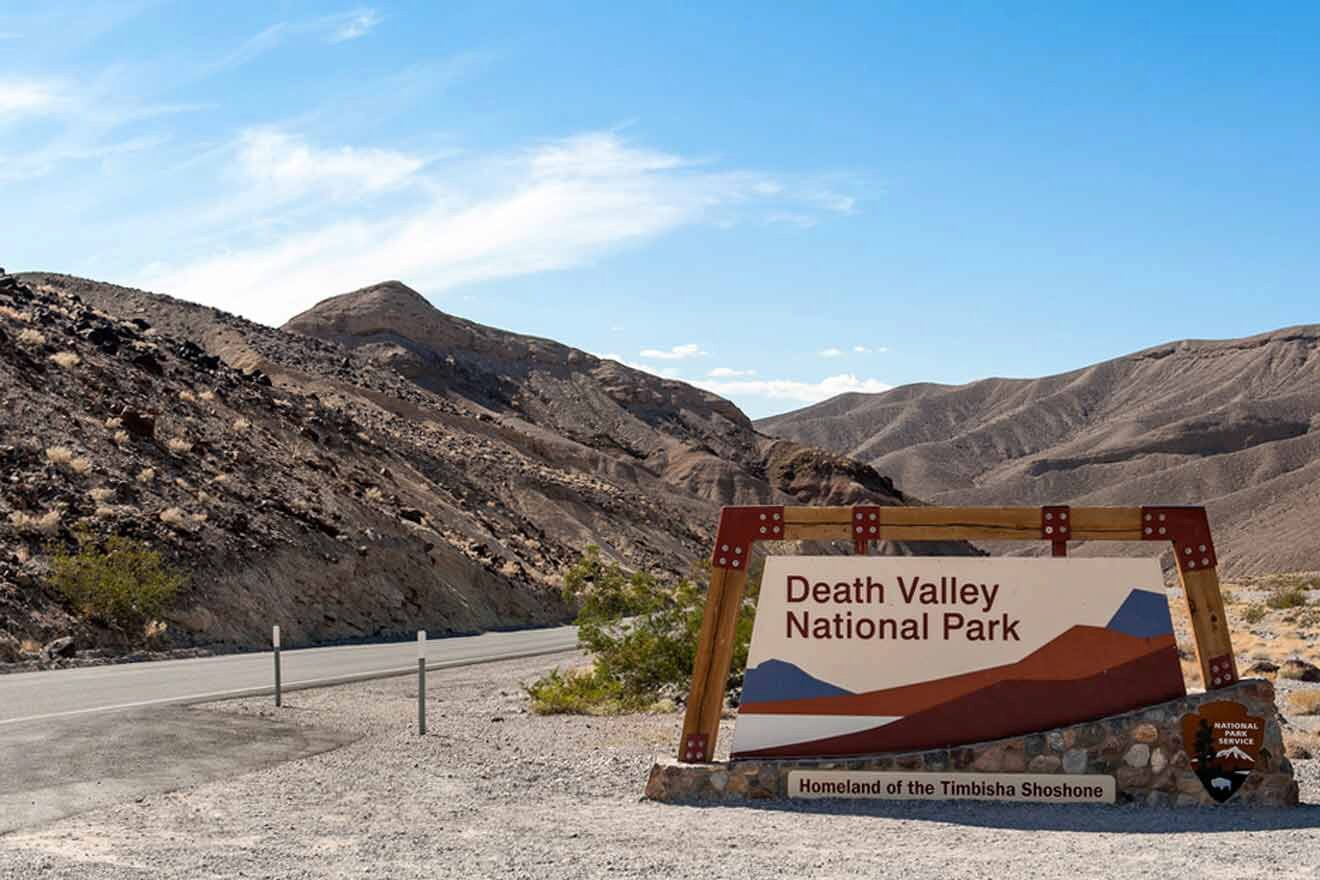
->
741, 625, 1179, 718
742, 659, 853, 704
1105, 589, 1175, 638
733, 624, 1184, 759
1216, 746, 1254, 762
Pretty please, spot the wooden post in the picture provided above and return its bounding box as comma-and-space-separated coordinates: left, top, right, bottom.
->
678, 566, 748, 762
1176, 565, 1239, 689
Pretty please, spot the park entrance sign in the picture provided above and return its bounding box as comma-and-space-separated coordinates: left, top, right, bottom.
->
731, 556, 1184, 758
651, 505, 1298, 807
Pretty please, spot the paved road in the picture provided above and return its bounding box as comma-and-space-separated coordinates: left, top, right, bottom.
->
0, 625, 579, 726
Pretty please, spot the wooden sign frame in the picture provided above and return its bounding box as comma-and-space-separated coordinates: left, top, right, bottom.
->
678, 504, 1235, 763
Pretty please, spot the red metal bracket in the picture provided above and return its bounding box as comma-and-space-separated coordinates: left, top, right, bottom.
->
1041, 505, 1070, 557
711, 505, 784, 570
1140, 506, 1217, 573
681, 732, 709, 763
1207, 653, 1238, 688
852, 506, 885, 554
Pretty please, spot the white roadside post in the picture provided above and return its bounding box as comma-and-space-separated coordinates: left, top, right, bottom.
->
272, 625, 282, 707
417, 630, 427, 736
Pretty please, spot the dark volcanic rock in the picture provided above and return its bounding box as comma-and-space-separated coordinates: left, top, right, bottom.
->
3, 272, 951, 658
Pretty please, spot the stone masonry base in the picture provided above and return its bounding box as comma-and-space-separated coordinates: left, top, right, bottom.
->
646, 679, 1298, 807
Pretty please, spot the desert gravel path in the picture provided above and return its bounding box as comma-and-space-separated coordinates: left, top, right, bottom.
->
3, 653, 1319, 879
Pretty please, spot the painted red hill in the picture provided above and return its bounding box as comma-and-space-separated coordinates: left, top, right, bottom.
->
733, 643, 1183, 758
741, 625, 1178, 719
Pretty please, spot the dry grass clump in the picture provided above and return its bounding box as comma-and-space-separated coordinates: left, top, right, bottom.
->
89, 487, 115, 504
178, 389, 196, 403
199, 390, 216, 402
137, 467, 155, 483
166, 437, 193, 455
364, 486, 385, 502
1287, 690, 1320, 716
113, 430, 130, 447
17, 328, 46, 348
233, 417, 251, 432
104, 417, 123, 429
1286, 728, 1320, 760
0, 304, 29, 322
8, 510, 61, 535
44, 446, 92, 474
50, 351, 81, 369
159, 507, 188, 528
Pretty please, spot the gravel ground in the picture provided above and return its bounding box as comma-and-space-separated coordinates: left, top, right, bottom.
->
3, 652, 1320, 879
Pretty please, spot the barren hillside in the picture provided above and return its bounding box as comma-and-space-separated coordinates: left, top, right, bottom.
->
759, 326, 1320, 575
2, 272, 932, 662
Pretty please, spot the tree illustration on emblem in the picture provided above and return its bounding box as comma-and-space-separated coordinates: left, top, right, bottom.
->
1194, 719, 1215, 770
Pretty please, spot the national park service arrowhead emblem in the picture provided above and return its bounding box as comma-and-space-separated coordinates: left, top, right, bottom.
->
1181, 701, 1264, 803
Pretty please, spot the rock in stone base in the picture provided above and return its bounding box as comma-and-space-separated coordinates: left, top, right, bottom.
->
645, 679, 1297, 808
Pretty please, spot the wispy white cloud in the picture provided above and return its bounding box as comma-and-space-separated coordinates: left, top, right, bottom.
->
327, 9, 382, 43
640, 342, 706, 361
212, 7, 384, 73
0, 77, 60, 118
708, 367, 756, 378
136, 130, 839, 325
853, 344, 888, 354
818, 347, 845, 358
236, 129, 423, 198
694, 373, 892, 404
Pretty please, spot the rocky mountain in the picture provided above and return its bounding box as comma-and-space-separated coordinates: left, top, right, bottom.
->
2, 271, 930, 664
758, 326, 1320, 575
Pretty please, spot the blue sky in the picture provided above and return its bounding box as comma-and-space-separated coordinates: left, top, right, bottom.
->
3, 2, 1319, 418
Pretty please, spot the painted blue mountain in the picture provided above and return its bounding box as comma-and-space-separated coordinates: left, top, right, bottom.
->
1106, 589, 1175, 638
741, 659, 854, 705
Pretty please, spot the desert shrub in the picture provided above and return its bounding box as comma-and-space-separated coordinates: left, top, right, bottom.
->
159, 507, 188, 528
89, 487, 114, 504
199, 390, 216, 402
17, 328, 45, 348
49, 531, 184, 632
45, 446, 73, 466
178, 389, 196, 403
525, 667, 632, 715
166, 437, 193, 455
364, 486, 385, 502
104, 417, 123, 429
1241, 604, 1267, 624
50, 351, 80, 368
113, 430, 130, 447
1288, 690, 1320, 716
1220, 589, 1236, 605
137, 467, 155, 483
8, 510, 61, 536
1286, 729, 1320, 759
525, 545, 757, 715
1266, 585, 1310, 610
233, 417, 251, 432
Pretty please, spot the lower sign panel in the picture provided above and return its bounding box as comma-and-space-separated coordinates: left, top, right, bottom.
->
788, 771, 1116, 804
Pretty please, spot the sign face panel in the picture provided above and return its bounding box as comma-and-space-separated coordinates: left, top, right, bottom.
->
788, 771, 1116, 803
1181, 701, 1264, 803
732, 556, 1185, 759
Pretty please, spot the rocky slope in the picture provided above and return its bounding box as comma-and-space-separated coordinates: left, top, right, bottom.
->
2, 272, 932, 663
759, 326, 1320, 575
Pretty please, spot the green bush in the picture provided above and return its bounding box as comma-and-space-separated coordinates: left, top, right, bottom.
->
526, 546, 757, 715
50, 531, 185, 633
1241, 604, 1267, 625
1266, 585, 1309, 610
